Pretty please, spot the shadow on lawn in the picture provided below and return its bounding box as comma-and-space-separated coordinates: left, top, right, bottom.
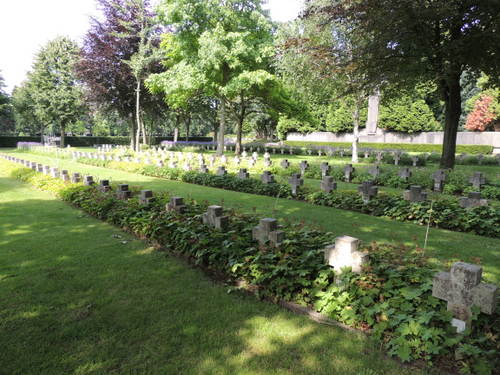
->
0, 182, 421, 375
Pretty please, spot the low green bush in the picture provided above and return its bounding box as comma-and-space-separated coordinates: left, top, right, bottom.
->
77, 157, 500, 237
5, 160, 499, 374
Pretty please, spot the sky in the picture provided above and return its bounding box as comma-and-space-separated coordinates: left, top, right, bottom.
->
0, 0, 303, 94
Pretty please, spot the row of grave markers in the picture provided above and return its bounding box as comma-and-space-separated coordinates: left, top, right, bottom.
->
1, 152, 498, 334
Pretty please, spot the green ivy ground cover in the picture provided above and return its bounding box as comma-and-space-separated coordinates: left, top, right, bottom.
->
0, 166, 416, 375
5, 150, 500, 284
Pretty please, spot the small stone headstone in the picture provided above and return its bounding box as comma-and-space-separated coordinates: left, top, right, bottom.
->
320, 162, 330, 178
42, 165, 50, 175
433, 262, 498, 333
324, 236, 368, 274
344, 164, 355, 182
261, 171, 275, 184
98, 179, 111, 192
139, 190, 154, 205
363, 150, 370, 159
50, 167, 60, 178
403, 185, 427, 202
83, 176, 95, 186
280, 159, 290, 169
398, 167, 412, 182
216, 166, 227, 176
392, 151, 402, 165
375, 152, 383, 164
299, 160, 309, 176
252, 218, 284, 247
358, 181, 378, 203
61, 170, 70, 182
288, 173, 303, 196
237, 168, 249, 179
116, 184, 131, 200
469, 172, 485, 190
71, 173, 81, 183
166, 196, 186, 213
431, 169, 446, 192
368, 165, 380, 178
321, 176, 337, 193
411, 156, 419, 167
459, 192, 488, 208
202, 205, 229, 230
199, 164, 209, 173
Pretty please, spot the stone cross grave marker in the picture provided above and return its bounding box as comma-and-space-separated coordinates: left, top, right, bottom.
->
460, 192, 488, 208
403, 185, 427, 202
344, 164, 355, 182
324, 236, 368, 274
182, 162, 192, 171
252, 218, 284, 247
398, 167, 412, 182
411, 156, 419, 166
358, 181, 378, 203
339, 150, 345, 158
139, 190, 154, 205
432, 169, 446, 192
156, 160, 164, 168
234, 156, 241, 165
321, 176, 337, 193
469, 172, 485, 190
220, 155, 227, 165
368, 165, 380, 178
61, 170, 70, 182
199, 164, 209, 173
280, 148, 285, 155
169, 160, 178, 169
50, 167, 60, 178
363, 150, 370, 159
252, 152, 258, 160
280, 159, 290, 169
288, 173, 303, 195
433, 262, 498, 333
98, 180, 111, 192
264, 157, 272, 167
238, 168, 249, 179
299, 160, 309, 176
216, 166, 227, 176
320, 162, 330, 178
307, 149, 313, 156
43, 165, 50, 175
375, 152, 383, 164
37, 164, 43, 173
166, 196, 186, 213
83, 176, 95, 186
116, 184, 131, 200
71, 173, 81, 183
241, 151, 248, 158
248, 158, 256, 168
261, 171, 275, 184
202, 205, 229, 230
288, 148, 294, 155
393, 151, 402, 165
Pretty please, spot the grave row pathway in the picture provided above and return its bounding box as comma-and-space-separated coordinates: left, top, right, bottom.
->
0, 166, 415, 375
7, 150, 500, 283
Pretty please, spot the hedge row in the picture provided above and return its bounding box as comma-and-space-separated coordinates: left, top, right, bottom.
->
284, 141, 494, 155
77, 158, 500, 237
0, 136, 213, 148
4, 160, 499, 373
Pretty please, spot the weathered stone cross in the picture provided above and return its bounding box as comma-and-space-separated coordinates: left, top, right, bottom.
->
469, 172, 485, 190
320, 176, 337, 193
202, 205, 229, 230
403, 185, 428, 202
459, 192, 488, 208
358, 181, 378, 203
344, 164, 355, 182
98, 179, 111, 192
432, 169, 446, 192
398, 167, 412, 182
139, 190, 154, 205
299, 160, 309, 176
432, 262, 498, 332
324, 236, 368, 274
320, 162, 330, 177
166, 197, 186, 213
238, 168, 249, 179
288, 173, 303, 195
252, 218, 284, 247
216, 166, 227, 176
368, 165, 380, 178
116, 184, 131, 200
280, 159, 290, 169
261, 171, 275, 184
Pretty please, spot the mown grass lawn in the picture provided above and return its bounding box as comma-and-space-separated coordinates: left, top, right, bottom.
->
0, 167, 423, 374
5, 150, 500, 284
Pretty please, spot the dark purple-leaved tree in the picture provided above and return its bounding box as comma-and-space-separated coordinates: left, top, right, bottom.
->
75, 0, 164, 149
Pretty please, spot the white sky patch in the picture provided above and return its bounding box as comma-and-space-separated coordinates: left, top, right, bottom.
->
0, 0, 303, 94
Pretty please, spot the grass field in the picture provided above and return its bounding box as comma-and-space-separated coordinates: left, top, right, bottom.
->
0, 165, 421, 374
4, 150, 500, 284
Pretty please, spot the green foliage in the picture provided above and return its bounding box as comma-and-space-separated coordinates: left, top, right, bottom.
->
379, 97, 440, 133
6, 160, 500, 373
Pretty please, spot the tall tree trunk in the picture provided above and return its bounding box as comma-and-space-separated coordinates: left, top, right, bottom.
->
217, 97, 226, 155
135, 79, 141, 152
440, 72, 462, 169
60, 125, 65, 148
235, 94, 246, 155
351, 97, 362, 163
141, 115, 147, 146
185, 115, 191, 141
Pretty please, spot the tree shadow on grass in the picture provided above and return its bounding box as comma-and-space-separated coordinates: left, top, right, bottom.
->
0, 182, 422, 375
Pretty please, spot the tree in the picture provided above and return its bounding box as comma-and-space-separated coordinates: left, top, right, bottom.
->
30, 37, 84, 146
0, 72, 15, 134
11, 79, 44, 136
76, 0, 164, 149
147, 0, 275, 155
315, 0, 500, 168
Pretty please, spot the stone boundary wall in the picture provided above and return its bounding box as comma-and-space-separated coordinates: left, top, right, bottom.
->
287, 131, 500, 147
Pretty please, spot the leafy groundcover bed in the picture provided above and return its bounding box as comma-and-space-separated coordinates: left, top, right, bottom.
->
77, 158, 500, 238
5, 161, 500, 375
